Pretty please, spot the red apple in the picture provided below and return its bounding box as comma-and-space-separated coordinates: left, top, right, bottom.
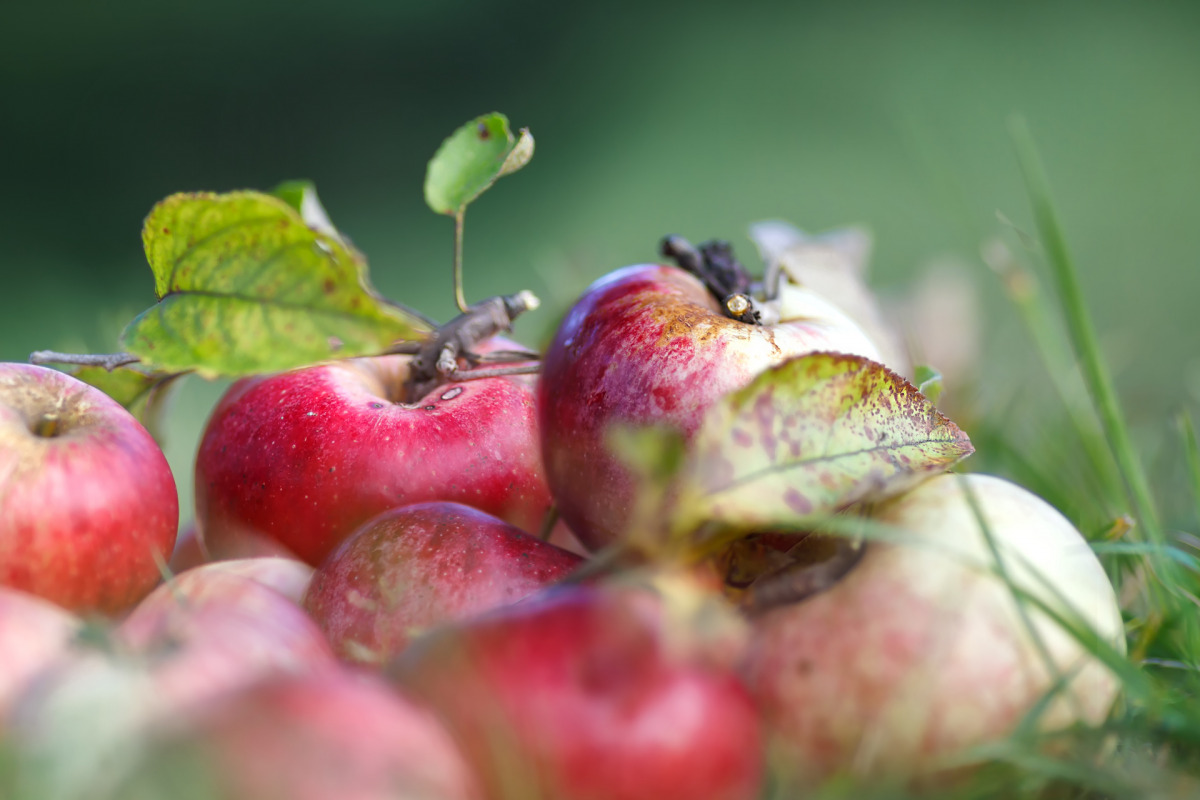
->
538, 264, 884, 550
743, 473, 1124, 785
114, 671, 484, 800
0, 587, 80, 723
305, 502, 584, 665
391, 585, 764, 800
196, 349, 551, 566
0, 363, 179, 614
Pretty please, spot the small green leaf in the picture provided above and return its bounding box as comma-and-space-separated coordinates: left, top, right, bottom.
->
913, 364, 944, 405
124, 191, 431, 378
425, 113, 534, 216
675, 353, 974, 538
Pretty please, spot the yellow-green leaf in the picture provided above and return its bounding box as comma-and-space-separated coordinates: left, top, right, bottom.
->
71, 365, 166, 413
675, 353, 974, 539
123, 191, 430, 378
425, 113, 534, 216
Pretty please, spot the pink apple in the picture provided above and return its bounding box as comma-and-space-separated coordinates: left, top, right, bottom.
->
114, 671, 484, 800
118, 570, 337, 711
156, 556, 316, 607
743, 473, 1124, 785
9, 573, 338, 799
538, 264, 884, 550
391, 585, 764, 800
196, 349, 551, 566
0, 587, 80, 723
304, 502, 584, 665
0, 363, 179, 614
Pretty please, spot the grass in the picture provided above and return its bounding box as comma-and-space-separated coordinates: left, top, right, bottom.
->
770, 119, 1200, 798
897, 119, 1200, 798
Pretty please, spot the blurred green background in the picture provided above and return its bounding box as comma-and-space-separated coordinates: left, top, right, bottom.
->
3, 0, 1198, 530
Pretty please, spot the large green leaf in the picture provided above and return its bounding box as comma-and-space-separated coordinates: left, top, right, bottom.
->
424, 113, 534, 216
123, 191, 431, 378
675, 353, 974, 540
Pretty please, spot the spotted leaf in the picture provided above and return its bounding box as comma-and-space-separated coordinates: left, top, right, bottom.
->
675, 353, 974, 540
123, 191, 431, 378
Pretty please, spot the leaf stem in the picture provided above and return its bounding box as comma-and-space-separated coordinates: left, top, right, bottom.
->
453, 210, 468, 313
29, 351, 141, 371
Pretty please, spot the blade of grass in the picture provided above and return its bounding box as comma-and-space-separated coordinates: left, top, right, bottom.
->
1181, 410, 1200, 531
1009, 116, 1177, 613
983, 239, 1125, 510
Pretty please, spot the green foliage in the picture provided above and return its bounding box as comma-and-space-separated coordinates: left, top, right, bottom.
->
424, 113, 533, 217
123, 191, 430, 378
673, 353, 973, 546
70, 365, 168, 415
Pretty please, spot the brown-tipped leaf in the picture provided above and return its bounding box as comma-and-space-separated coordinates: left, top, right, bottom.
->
676, 353, 973, 536
123, 191, 430, 378
424, 113, 533, 216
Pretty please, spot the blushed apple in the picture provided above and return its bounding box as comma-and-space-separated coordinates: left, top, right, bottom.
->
743, 473, 1124, 785
305, 502, 584, 665
153, 556, 315, 607
196, 348, 551, 566
9, 573, 337, 800
0, 363, 178, 614
0, 587, 80, 723
390, 585, 764, 800
114, 671, 483, 800
118, 570, 337, 711
539, 264, 884, 550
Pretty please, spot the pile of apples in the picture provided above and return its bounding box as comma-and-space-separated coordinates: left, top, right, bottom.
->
0, 116, 1126, 800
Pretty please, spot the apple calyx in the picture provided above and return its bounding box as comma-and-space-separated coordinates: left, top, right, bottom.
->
738, 536, 865, 615
397, 289, 541, 398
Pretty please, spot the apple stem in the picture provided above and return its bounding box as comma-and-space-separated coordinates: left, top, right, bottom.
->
659, 236, 770, 325
402, 290, 542, 398
29, 350, 142, 371
32, 413, 61, 438
740, 539, 865, 615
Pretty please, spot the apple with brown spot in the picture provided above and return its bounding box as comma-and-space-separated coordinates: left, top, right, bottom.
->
538, 262, 884, 551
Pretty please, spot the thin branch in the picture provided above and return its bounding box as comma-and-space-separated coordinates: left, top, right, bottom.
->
29, 351, 142, 371
449, 363, 541, 382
